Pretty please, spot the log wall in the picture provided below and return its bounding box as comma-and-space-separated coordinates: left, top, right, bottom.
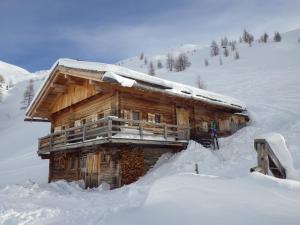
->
51, 92, 118, 129
51, 80, 98, 114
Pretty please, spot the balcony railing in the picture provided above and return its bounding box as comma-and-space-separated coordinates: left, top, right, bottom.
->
38, 116, 190, 154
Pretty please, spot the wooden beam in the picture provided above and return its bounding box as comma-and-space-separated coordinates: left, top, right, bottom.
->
24, 117, 50, 122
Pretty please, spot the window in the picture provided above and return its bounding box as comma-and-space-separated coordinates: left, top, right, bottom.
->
155, 114, 161, 123
80, 156, 86, 168
101, 152, 109, 163
132, 111, 140, 121
54, 126, 62, 132
148, 113, 155, 123
123, 110, 131, 120
69, 121, 75, 128
97, 113, 104, 120
69, 157, 77, 170
74, 120, 81, 127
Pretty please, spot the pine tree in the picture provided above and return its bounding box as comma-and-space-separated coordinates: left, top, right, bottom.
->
175, 53, 191, 72
219, 57, 223, 65
166, 53, 175, 71
140, 52, 144, 60
197, 75, 206, 89
0, 74, 4, 88
148, 61, 155, 76
21, 79, 34, 109
210, 41, 219, 56
274, 32, 282, 42
144, 57, 148, 65
204, 58, 209, 66
157, 60, 163, 69
231, 41, 236, 51
261, 32, 269, 43
235, 51, 240, 60
242, 29, 254, 46
221, 37, 228, 47
223, 47, 229, 57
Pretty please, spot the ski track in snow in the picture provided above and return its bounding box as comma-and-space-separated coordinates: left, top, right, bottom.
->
1, 29, 300, 224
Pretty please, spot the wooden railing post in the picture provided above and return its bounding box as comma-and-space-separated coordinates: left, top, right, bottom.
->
108, 118, 112, 138
139, 122, 143, 139
49, 134, 53, 150
82, 125, 86, 142
186, 127, 190, 140
65, 130, 68, 144
164, 124, 167, 140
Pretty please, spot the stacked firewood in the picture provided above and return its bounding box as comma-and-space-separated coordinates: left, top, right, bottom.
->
120, 149, 144, 185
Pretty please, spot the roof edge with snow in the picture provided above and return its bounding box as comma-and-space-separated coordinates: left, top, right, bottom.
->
26, 58, 247, 117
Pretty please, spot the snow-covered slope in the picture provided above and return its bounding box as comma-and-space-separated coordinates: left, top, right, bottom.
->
0, 60, 32, 85
1, 29, 300, 224
0, 69, 49, 186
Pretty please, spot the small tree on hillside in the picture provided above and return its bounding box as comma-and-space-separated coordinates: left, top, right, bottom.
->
140, 52, 144, 60
21, 79, 34, 109
197, 75, 206, 89
220, 37, 229, 48
274, 32, 282, 42
219, 57, 223, 65
204, 58, 209, 67
229, 41, 236, 51
242, 29, 254, 46
148, 61, 155, 76
166, 53, 175, 71
175, 53, 191, 72
0, 75, 4, 88
261, 32, 269, 43
223, 47, 229, 57
157, 60, 163, 69
235, 51, 240, 60
210, 41, 219, 56
144, 57, 148, 65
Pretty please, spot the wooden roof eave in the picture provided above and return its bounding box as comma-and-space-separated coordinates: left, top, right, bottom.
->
25, 65, 103, 119
25, 64, 60, 118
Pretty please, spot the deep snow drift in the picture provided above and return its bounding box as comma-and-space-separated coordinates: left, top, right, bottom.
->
1, 29, 300, 225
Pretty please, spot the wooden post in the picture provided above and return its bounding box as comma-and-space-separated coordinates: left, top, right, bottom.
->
65, 130, 68, 144
164, 124, 167, 140
49, 134, 53, 150
186, 127, 190, 140
108, 118, 112, 138
139, 122, 143, 139
82, 125, 86, 142
195, 163, 199, 174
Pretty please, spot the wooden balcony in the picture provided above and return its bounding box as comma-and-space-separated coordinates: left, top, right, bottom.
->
38, 116, 190, 155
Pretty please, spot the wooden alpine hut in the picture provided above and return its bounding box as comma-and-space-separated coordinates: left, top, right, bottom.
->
25, 58, 249, 189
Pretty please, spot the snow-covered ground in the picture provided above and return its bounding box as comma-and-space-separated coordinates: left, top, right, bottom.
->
1, 29, 300, 224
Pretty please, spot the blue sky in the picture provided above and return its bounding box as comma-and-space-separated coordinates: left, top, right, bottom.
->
1, 0, 300, 71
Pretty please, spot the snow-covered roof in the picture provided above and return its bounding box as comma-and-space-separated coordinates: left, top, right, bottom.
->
27, 58, 247, 116
257, 133, 298, 179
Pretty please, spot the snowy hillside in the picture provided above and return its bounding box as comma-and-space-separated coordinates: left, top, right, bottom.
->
0, 60, 32, 85
1, 29, 300, 224
0, 70, 49, 186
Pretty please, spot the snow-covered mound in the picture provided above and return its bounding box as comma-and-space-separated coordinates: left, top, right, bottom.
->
1, 29, 300, 224
258, 132, 299, 179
